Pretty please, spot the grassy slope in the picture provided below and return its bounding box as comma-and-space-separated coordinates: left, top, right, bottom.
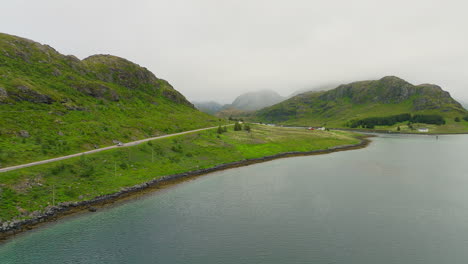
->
0, 125, 360, 222
0, 33, 218, 167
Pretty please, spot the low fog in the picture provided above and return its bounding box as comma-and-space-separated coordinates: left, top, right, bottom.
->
2, 0, 468, 104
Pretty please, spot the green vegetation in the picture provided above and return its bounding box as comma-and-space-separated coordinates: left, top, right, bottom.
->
0, 33, 218, 167
0, 125, 360, 222
253, 76, 468, 133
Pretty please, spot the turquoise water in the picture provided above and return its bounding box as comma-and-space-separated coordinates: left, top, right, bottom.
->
1, 134, 468, 263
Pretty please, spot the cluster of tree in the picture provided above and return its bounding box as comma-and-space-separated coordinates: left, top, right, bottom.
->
231, 122, 252, 132
217, 125, 228, 134
411, 114, 446, 125
347, 113, 446, 129
234, 122, 243, 131
347, 113, 411, 128
218, 122, 252, 134
463, 116, 468, 122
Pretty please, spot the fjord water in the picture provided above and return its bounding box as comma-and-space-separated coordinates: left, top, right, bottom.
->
2, 135, 468, 264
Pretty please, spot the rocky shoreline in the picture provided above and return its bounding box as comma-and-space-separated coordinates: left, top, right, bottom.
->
0, 136, 371, 241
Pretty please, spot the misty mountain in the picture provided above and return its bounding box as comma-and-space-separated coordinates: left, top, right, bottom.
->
458, 99, 468, 110
225, 90, 285, 111
195, 90, 286, 115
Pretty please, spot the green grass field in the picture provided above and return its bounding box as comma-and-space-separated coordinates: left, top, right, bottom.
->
0, 125, 360, 223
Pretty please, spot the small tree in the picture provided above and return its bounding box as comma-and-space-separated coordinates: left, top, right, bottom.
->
455, 117, 461, 122
244, 123, 251, 132
397, 126, 401, 131
234, 122, 242, 131
223, 126, 228, 132
217, 125, 223, 134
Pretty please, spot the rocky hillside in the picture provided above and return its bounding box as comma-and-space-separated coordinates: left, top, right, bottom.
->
0, 33, 217, 167
255, 76, 467, 131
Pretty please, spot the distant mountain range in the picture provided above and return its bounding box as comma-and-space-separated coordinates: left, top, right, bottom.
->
193, 101, 224, 115
254, 76, 467, 132
194, 90, 285, 116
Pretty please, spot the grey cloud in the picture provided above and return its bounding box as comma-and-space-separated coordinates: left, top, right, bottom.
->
2, 0, 467, 104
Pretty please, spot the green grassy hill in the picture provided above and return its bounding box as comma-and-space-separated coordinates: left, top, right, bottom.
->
255, 76, 468, 133
0, 33, 218, 167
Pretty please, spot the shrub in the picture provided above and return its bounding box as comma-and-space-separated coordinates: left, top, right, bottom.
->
455, 117, 461, 122
171, 145, 183, 153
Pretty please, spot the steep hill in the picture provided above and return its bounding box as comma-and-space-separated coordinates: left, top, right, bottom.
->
0, 33, 217, 167
255, 76, 468, 132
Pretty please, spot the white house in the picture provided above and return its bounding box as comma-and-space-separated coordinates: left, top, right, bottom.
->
317, 127, 326, 131
418, 128, 429, 133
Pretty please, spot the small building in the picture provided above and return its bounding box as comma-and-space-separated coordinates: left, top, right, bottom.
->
307, 127, 315, 130
418, 128, 429, 133
317, 127, 326, 131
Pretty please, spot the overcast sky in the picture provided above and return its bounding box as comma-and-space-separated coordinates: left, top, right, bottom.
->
2, 0, 468, 104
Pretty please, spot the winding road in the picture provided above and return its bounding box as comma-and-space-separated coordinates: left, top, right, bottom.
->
0, 125, 227, 173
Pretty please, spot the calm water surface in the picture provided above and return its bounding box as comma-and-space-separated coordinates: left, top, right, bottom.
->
1, 134, 468, 264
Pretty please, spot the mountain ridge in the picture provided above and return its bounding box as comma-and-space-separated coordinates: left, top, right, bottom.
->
254, 76, 467, 132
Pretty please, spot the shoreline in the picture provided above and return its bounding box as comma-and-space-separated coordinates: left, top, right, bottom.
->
0, 135, 372, 242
